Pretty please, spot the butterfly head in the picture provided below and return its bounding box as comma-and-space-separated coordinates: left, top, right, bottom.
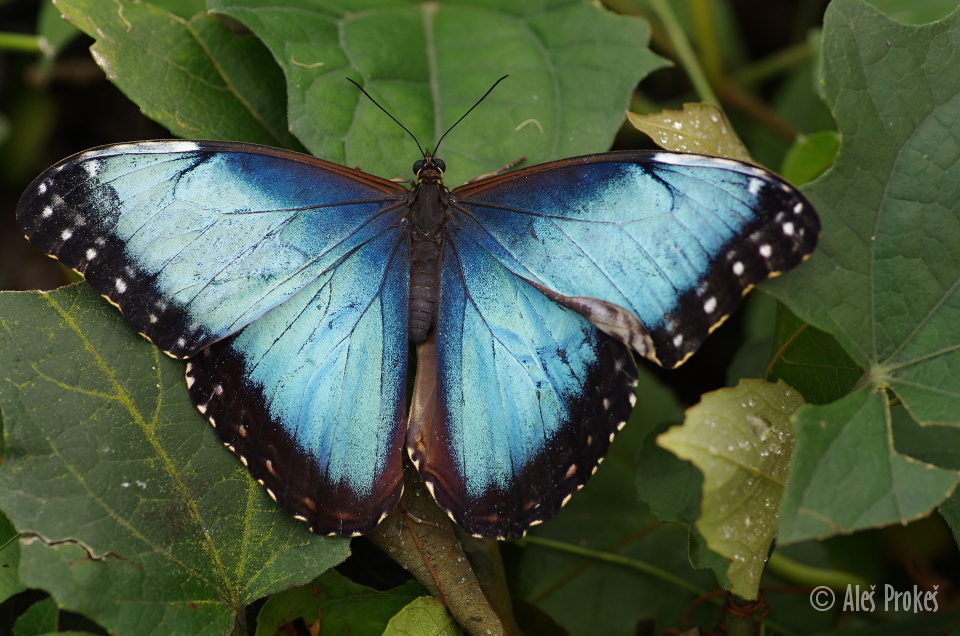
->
413, 154, 446, 184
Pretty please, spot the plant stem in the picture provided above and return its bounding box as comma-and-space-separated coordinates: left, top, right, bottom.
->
689, 0, 723, 82
0, 32, 42, 53
648, 0, 719, 106
735, 41, 814, 87
767, 551, 871, 589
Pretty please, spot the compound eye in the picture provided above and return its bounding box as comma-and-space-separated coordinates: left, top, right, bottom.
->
413, 159, 425, 175
434, 158, 446, 172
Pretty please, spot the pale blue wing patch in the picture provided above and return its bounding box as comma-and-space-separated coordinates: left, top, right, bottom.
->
18, 140, 407, 357
187, 227, 410, 536
452, 151, 818, 367
409, 235, 637, 539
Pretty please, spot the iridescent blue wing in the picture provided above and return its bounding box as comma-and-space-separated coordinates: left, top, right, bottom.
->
18, 140, 411, 535
450, 151, 819, 368
17, 140, 405, 357
408, 237, 638, 539
411, 151, 818, 538
187, 230, 409, 536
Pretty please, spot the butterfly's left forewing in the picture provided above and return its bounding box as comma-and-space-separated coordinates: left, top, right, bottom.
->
18, 140, 411, 535
17, 141, 405, 358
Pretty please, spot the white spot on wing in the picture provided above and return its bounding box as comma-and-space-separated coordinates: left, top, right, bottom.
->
86, 248, 97, 260
704, 296, 717, 313
114, 278, 127, 293
782, 222, 795, 236
748, 178, 763, 195
759, 244, 772, 258
733, 261, 745, 276
61, 229, 72, 240
42, 206, 53, 218
37, 182, 48, 194
83, 160, 101, 176
673, 334, 684, 347
793, 202, 804, 214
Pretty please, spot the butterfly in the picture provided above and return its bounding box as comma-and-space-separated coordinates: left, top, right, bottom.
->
17, 112, 818, 540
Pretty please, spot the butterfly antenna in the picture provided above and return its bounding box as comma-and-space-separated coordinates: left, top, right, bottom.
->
346, 77, 426, 156
432, 75, 509, 157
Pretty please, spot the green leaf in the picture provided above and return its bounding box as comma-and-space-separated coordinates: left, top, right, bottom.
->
761, 0, 960, 540
865, 0, 958, 24
658, 380, 803, 599
210, 0, 667, 185
0, 510, 24, 604
55, 0, 300, 147
767, 0, 960, 426
939, 488, 960, 547
766, 305, 863, 405
382, 596, 460, 636
780, 131, 840, 186
151, 0, 206, 18
255, 571, 424, 636
626, 102, 751, 161
37, 3, 80, 62
12, 597, 58, 636
0, 285, 349, 636
891, 402, 960, 470
778, 387, 958, 544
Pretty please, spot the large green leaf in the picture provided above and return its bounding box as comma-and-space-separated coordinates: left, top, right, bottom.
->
0, 285, 349, 635
763, 0, 960, 541
778, 388, 956, 543
209, 0, 667, 185
768, 0, 960, 426
54, 0, 300, 147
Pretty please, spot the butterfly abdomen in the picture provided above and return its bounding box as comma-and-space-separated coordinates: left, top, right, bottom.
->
409, 230, 442, 342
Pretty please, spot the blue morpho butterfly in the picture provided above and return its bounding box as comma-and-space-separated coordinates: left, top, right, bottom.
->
17, 79, 818, 539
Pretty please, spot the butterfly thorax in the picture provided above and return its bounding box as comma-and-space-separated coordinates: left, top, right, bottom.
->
408, 158, 449, 343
